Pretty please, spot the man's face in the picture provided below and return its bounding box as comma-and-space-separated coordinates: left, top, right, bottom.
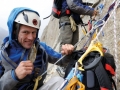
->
18, 25, 37, 49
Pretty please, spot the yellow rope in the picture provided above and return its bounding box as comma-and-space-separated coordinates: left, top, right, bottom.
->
82, 29, 87, 35
33, 76, 42, 90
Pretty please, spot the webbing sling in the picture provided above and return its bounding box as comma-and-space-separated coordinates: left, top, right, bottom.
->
28, 44, 37, 63
64, 76, 85, 90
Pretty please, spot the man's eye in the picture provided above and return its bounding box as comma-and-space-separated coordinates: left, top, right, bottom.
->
23, 31, 28, 34
33, 32, 37, 34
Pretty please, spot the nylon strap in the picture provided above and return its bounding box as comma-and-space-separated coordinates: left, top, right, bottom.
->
95, 62, 113, 90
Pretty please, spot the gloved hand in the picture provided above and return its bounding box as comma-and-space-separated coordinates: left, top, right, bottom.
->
69, 16, 77, 32
61, 44, 74, 55
92, 10, 99, 20
93, 10, 98, 16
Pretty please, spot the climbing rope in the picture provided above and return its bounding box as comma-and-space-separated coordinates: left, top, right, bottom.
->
92, 0, 118, 43
113, 0, 119, 84
91, 0, 119, 84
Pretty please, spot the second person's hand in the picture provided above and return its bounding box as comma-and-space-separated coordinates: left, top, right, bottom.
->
61, 44, 74, 55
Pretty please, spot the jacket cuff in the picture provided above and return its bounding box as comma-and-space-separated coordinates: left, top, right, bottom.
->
11, 69, 19, 81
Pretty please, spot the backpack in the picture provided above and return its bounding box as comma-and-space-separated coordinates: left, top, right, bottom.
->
64, 49, 117, 90
43, 0, 71, 19
52, 0, 62, 19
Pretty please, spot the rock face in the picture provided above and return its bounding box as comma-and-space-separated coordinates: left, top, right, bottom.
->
41, 16, 60, 49
41, 0, 120, 89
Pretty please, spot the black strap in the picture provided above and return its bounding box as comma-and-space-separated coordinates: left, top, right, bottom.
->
95, 62, 113, 90
59, 22, 71, 29
43, 14, 52, 20
82, 2, 93, 6
111, 78, 117, 90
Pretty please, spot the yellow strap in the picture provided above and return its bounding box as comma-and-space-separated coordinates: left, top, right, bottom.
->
65, 76, 85, 90
92, 32, 97, 40
82, 29, 87, 35
78, 40, 103, 71
33, 76, 42, 90
91, 29, 98, 40
69, 16, 77, 32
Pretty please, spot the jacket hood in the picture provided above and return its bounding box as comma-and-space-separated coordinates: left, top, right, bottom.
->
7, 7, 40, 42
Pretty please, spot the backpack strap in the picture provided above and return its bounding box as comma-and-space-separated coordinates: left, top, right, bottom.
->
0, 41, 27, 70
0, 41, 17, 69
95, 61, 113, 90
111, 78, 117, 90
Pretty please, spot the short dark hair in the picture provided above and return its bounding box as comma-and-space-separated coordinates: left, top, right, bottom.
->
12, 22, 21, 40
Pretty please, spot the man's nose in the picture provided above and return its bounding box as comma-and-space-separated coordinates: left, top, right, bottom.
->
27, 33, 34, 40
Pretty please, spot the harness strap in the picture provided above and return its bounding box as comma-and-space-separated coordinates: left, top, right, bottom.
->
95, 62, 113, 90
111, 77, 117, 90
82, 2, 93, 6
59, 22, 71, 29
43, 9, 71, 20
52, 8, 71, 16
66, 9, 70, 15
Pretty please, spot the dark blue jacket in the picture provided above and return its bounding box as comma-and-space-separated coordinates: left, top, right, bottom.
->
61, 0, 94, 24
0, 7, 69, 90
